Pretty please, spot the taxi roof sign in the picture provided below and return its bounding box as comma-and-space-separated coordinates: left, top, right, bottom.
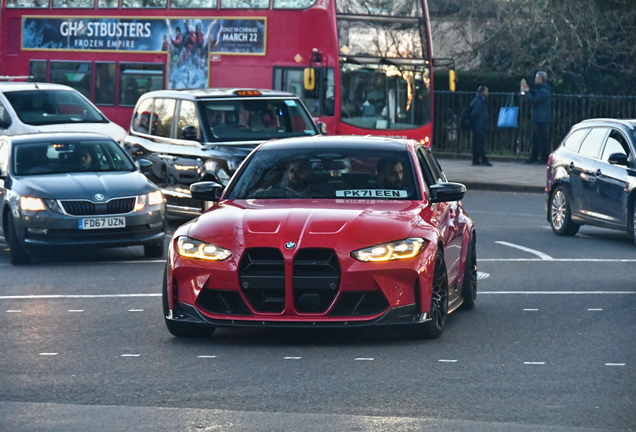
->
234, 90, 262, 96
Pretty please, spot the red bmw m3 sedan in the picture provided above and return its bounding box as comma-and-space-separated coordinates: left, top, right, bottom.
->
163, 136, 477, 339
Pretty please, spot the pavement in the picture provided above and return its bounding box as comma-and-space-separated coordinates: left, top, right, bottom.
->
436, 156, 547, 193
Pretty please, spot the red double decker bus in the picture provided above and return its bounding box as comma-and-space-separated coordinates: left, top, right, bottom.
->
1, 0, 440, 145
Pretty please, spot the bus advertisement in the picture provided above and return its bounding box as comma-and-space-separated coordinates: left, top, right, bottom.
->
1, 0, 437, 146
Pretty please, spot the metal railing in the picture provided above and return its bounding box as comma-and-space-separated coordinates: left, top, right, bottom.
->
433, 91, 636, 158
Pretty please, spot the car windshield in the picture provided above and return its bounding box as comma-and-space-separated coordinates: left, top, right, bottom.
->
199, 99, 317, 142
13, 139, 136, 176
226, 147, 419, 200
4, 90, 107, 126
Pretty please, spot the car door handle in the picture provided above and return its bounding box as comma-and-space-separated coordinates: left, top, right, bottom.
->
159, 154, 177, 161
569, 162, 575, 170
595, 168, 602, 176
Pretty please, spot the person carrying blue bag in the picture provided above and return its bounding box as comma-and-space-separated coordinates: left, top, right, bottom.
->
521, 71, 552, 164
470, 86, 492, 166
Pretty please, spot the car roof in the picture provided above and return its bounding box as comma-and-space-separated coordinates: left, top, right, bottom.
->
257, 135, 415, 151
3, 132, 115, 144
138, 88, 299, 101
0, 82, 79, 93
576, 118, 636, 131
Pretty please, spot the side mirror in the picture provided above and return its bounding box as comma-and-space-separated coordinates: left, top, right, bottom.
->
137, 158, 153, 174
191, 181, 224, 202
428, 182, 466, 203
0, 167, 4, 179
449, 69, 456, 92
181, 125, 198, 141
317, 121, 327, 135
0, 120, 10, 129
608, 152, 628, 166
304, 68, 316, 91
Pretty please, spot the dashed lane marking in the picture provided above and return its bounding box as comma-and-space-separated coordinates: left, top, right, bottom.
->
6, 310, 21, 313
198, 356, 217, 359
355, 358, 374, 361
68, 310, 84, 312
39, 353, 58, 356
283, 357, 302, 360
0, 294, 161, 300
481, 291, 636, 295
523, 309, 539, 311
0, 260, 165, 267
479, 258, 636, 262
588, 308, 603, 311
128, 309, 144, 312
495, 241, 553, 260
524, 362, 545, 365
121, 354, 140, 357
606, 363, 625, 366
477, 271, 489, 280
438, 359, 457, 363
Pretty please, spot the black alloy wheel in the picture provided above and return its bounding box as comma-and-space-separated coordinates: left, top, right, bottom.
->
408, 248, 449, 340
459, 232, 477, 310
549, 186, 580, 236
6, 213, 30, 265
162, 267, 216, 338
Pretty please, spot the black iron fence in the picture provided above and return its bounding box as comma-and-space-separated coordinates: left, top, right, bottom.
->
433, 91, 636, 158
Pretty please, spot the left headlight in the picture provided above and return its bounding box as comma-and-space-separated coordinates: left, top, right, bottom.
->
20, 197, 46, 212
176, 236, 232, 261
351, 238, 426, 262
136, 191, 163, 212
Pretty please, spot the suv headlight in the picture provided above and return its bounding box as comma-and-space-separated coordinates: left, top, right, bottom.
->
351, 238, 425, 262
176, 236, 232, 261
20, 197, 46, 211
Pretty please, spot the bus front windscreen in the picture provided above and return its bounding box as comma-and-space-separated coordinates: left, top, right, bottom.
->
340, 63, 431, 131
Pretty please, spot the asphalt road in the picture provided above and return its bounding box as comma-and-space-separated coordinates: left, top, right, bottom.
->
0, 192, 634, 432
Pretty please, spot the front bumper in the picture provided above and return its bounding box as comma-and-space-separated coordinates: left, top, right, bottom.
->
19, 204, 166, 249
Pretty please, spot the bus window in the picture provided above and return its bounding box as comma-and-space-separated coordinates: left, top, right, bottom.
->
29, 60, 47, 83
119, 63, 164, 107
221, 0, 268, 8
52, 0, 94, 7
97, 0, 118, 7
171, 0, 217, 7
95, 63, 116, 106
6, 0, 47, 6
50, 61, 92, 99
122, 0, 166, 7
335, 0, 423, 17
273, 0, 316, 8
151, 99, 176, 138
273, 67, 335, 116
132, 99, 154, 134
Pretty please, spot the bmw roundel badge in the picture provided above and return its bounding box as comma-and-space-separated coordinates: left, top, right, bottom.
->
284, 242, 296, 249
94, 194, 105, 201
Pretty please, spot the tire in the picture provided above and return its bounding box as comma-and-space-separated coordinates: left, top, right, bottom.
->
408, 249, 449, 340
162, 267, 215, 338
459, 232, 477, 310
6, 214, 30, 265
144, 241, 165, 258
549, 186, 580, 236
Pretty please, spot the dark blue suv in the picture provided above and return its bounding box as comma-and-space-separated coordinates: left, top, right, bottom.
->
546, 118, 636, 244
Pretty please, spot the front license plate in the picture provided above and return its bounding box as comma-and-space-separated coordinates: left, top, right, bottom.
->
78, 217, 126, 230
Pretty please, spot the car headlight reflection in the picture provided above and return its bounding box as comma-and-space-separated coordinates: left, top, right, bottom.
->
351, 238, 425, 262
176, 236, 232, 261
20, 197, 46, 211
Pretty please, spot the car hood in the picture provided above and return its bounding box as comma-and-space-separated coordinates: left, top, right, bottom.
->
187, 199, 426, 250
15, 171, 155, 200
32, 122, 127, 142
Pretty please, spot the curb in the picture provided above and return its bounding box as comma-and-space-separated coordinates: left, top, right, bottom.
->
459, 181, 545, 194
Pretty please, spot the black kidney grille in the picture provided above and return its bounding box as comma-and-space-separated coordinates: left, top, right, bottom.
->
329, 291, 390, 317
293, 248, 340, 313
107, 197, 136, 214
60, 200, 96, 216
239, 248, 285, 313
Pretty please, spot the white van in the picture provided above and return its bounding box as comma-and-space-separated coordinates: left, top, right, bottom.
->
0, 82, 125, 142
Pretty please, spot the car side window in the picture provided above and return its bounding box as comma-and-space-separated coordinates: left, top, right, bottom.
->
151, 98, 176, 138
578, 127, 609, 159
0, 140, 9, 175
601, 129, 630, 162
0, 101, 12, 129
416, 148, 436, 187
132, 98, 154, 135
177, 101, 200, 140
562, 129, 588, 152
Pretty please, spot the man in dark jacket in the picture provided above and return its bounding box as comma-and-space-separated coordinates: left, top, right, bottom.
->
469, 86, 491, 166
522, 71, 552, 164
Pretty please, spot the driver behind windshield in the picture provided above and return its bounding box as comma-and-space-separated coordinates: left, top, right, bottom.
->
376, 156, 405, 190
285, 157, 313, 196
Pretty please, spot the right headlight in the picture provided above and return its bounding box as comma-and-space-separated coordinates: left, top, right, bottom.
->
351, 238, 426, 262
176, 236, 232, 261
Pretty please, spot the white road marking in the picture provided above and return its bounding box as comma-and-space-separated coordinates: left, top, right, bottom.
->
0, 260, 165, 267
479, 258, 636, 262
6, 310, 21, 313
39, 353, 58, 356
523, 309, 539, 311
0, 294, 161, 300
197, 355, 217, 359
68, 310, 84, 312
605, 363, 625, 366
283, 357, 302, 360
355, 358, 374, 361
438, 359, 457, 363
588, 308, 603, 311
495, 241, 553, 260
128, 309, 144, 312
121, 354, 140, 357
477, 271, 490, 280
481, 291, 635, 295
524, 362, 545, 365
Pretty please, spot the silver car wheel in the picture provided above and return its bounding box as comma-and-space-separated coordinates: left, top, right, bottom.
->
551, 190, 566, 230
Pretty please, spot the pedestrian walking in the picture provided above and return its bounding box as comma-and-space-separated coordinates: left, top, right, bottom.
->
521, 71, 552, 164
470, 86, 491, 166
